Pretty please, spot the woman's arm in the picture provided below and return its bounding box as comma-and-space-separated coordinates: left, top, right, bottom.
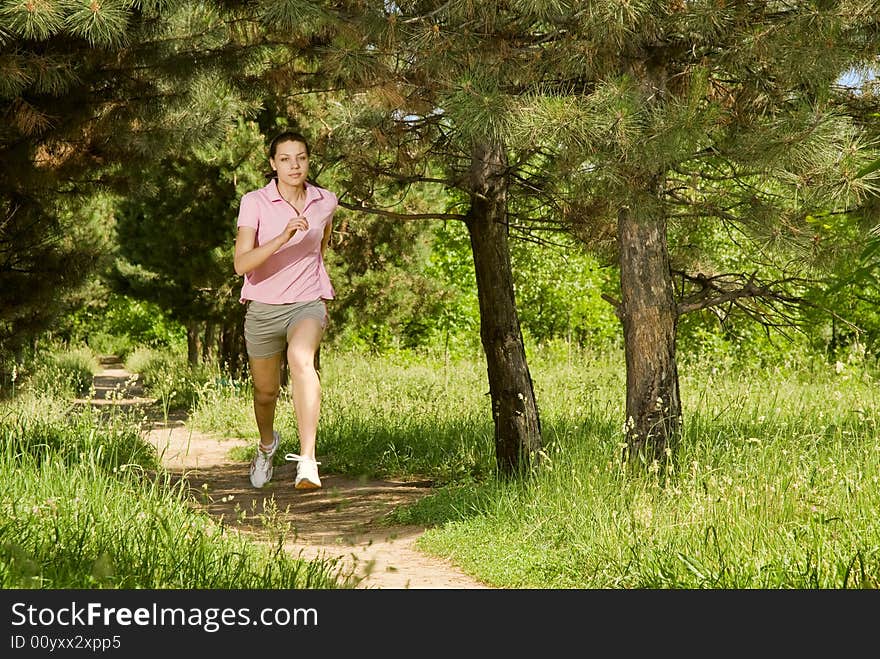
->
234, 216, 308, 276
320, 219, 332, 259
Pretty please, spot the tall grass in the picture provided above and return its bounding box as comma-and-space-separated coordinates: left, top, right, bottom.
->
410, 348, 880, 588
0, 394, 346, 589
153, 342, 880, 588
23, 345, 99, 399
2, 395, 157, 472
126, 346, 219, 413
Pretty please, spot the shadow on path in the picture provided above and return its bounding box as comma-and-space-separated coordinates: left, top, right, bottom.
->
83, 357, 490, 590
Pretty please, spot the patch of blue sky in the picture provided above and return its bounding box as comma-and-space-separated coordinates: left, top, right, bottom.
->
837, 65, 879, 93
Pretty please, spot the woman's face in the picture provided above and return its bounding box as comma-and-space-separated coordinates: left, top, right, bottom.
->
270, 140, 309, 187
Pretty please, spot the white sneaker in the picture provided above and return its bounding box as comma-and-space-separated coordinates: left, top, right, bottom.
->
249, 432, 279, 488
285, 453, 322, 489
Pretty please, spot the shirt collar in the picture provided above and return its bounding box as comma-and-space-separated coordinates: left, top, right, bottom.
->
264, 179, 324, 206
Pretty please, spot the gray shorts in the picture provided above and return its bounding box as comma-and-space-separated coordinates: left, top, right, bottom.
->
244, 299, 328, 359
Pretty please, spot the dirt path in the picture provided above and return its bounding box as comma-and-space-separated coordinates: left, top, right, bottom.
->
82, 357, 489, 590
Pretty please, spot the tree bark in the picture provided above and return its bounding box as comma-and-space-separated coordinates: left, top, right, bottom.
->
219, 303, 246, 377
465, 141, 542, 477
617, 192, 681, 468
186, 321, 201, 366
202, 320, 215, 364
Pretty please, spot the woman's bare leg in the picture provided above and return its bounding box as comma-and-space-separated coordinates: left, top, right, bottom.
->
286, 318, 324, 458
248, 354, 282, 451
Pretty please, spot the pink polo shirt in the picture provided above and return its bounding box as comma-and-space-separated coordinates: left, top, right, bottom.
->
237, 179, 337, 305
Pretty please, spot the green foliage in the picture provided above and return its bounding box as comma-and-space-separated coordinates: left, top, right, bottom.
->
420, 220, 482, 354
0, 395, 343, 589
318, 158, 463, 352
323, 212, 623, 356
806, 227, 880, 360
112, 120, 263, 323
85, 333, 137, 361
665, 201, 872, 366
424, 220, 621, 352
0, 0, 274, 380
0, 194, 109, 382
678, 316, 810, 371
126, 346, 213, 413
108, 119, 267, 369
22, 345, 99, 399
510, 235, 620, 347
67, 292, 186, 358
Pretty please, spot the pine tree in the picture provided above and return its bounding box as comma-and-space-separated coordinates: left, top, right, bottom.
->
0, 0, 271, 372
307, 0, 879, 473
497, 1, 880, 468
110, 119, 269, 372
311, 2, 561, 476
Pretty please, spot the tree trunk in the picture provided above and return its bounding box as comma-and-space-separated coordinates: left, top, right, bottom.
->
465, 140, 542, 477
186, 321, 201, 366
202, 320, 215, 364
219, 304, 247, 377
617, 192, 681, 469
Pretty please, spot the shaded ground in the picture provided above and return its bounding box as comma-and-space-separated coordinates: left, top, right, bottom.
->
80, 357, 489, 590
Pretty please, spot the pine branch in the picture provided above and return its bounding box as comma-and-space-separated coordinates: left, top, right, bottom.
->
336, 199, 465, 222
675, 271, 806, 317
671, 269, 862, 339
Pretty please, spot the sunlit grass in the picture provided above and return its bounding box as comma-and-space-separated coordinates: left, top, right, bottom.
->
0, 393, 346, 589
413, 350, 880, 588
162, 342, 880, 588
192, 347, 497, 482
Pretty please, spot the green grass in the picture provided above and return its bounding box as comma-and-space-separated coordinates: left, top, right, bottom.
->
190, 343, 880, 588
22, 341, 879, 589
125, 347, 216, 413
0, 394, 347, 589
409, 351, 880, 588
2, 396, 158, 472
191, 348, 497, 482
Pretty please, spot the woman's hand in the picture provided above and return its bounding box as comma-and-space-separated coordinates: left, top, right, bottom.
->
234, 215, 308, 276
281, 216, 309, 241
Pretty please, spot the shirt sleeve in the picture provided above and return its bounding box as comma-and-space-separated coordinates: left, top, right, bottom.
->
237, 192, 259, 230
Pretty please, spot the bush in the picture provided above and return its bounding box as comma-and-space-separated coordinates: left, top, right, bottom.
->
86, 331, 136, 360
0, 396, 158, 473
126, 347, 213, 413
26, 346, 98, 398
68, 293, 186, 357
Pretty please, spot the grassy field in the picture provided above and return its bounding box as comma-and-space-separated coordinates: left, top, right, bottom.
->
0, 395, 345, 589
189, 343, 880, 589
3, 342, 878, 588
